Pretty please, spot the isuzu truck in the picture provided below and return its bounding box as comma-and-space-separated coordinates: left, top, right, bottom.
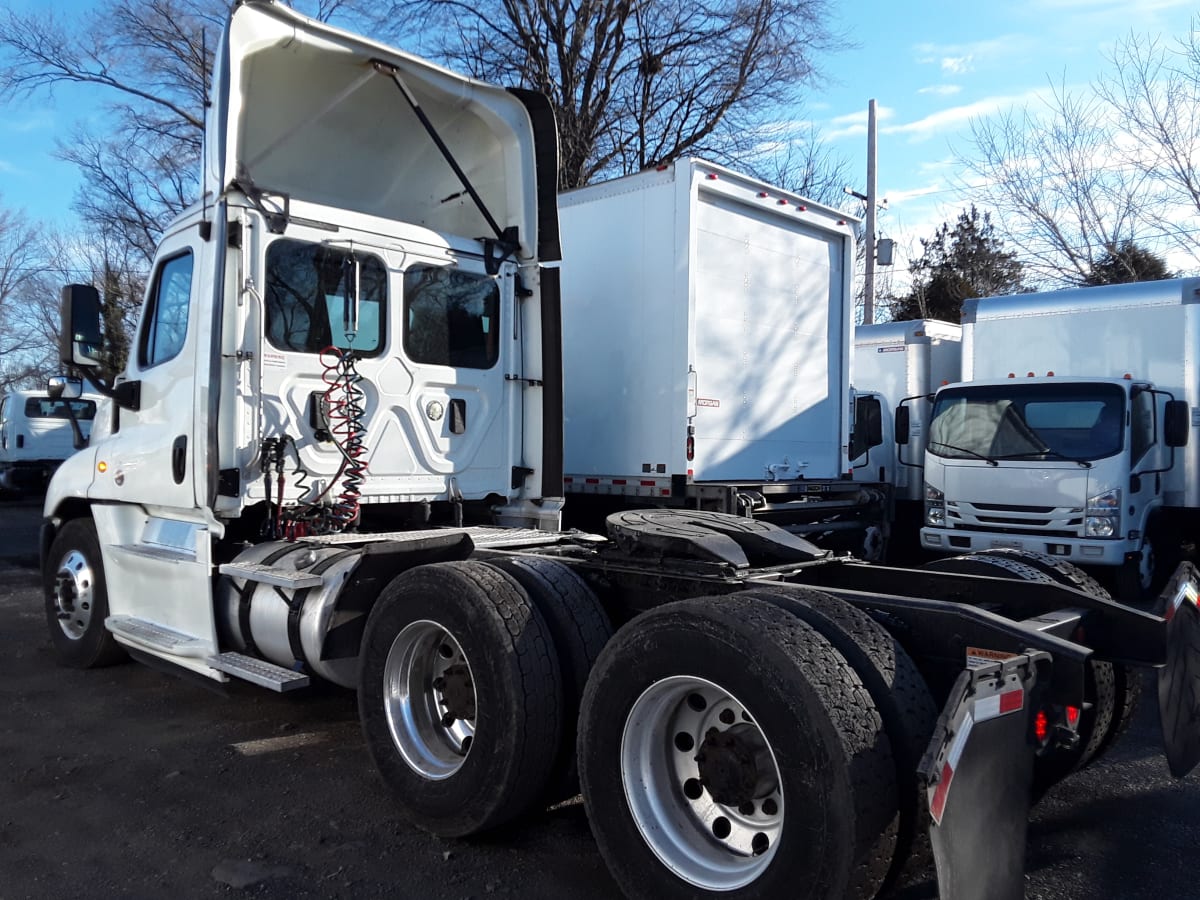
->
852, 320, 962, 554
915, 280, 1196, 600
37, 4, 1200, 899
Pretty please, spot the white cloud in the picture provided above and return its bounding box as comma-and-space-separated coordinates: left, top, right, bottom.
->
881, 90, 1047, 141
941, 56, 973, 74
919, 85, 962, 96
0, 160, 19, 174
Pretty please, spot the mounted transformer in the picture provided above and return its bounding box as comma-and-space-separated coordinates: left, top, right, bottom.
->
38, 3, 1200, 899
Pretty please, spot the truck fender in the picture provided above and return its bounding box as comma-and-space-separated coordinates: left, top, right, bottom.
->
919, 651, 1049, 900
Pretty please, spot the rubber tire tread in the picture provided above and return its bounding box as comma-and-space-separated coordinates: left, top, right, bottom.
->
43, 518, 127, 668
967, 548, 1142, 768
739, 586, 936, 893
485, 556, 613, 803
921, 552, 1118, 791
357, 561, 562, 837
577, 593, 897, 900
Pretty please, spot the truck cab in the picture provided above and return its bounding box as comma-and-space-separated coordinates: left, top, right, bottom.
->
0, 389, 99, 494
920, 374, 1188, 598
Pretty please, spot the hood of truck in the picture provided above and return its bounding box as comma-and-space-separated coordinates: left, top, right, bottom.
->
206, 0, 544, 259
941, 460, 1091, 510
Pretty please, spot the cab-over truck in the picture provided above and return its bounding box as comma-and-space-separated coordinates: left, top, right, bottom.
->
40, 3, 1200, 899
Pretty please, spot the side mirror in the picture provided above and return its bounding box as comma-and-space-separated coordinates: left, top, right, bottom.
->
1165, 399, 1190, 448
895, 405, 911, 446
849, 396, 884, 461
47, 375, 83, 402
59, 284, 103, 368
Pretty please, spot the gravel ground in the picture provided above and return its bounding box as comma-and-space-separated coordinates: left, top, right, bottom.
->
1, 497, 1196, 899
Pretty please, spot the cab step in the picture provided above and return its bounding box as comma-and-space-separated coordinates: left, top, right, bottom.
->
106, 616, 209, 658
218, 561, 323, 589
206, 652, 311, 692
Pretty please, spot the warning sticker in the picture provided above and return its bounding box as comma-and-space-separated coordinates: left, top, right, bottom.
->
696, 398, 720, 408
262, 350, 287, 369
965, 646, 1019, 669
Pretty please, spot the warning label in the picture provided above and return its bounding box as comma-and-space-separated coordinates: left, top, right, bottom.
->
965, 646, 1019, 669
261, 350, 287, 369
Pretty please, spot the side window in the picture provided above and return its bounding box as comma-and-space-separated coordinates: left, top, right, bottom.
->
1131, 388, 1155, 463
139, 251, 194, 368
264, 240, 386, 355
403, 266, 500, 369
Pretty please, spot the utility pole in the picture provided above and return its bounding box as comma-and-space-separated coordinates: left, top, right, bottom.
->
863, 98, 878, 325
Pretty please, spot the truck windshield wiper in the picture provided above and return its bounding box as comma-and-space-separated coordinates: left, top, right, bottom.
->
987, 449, 1093, 468
928, 441, 999, 466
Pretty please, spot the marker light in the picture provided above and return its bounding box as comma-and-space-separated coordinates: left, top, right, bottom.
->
97, 461, 108, 473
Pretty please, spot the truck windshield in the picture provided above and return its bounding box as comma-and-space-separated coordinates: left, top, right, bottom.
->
23, 398, 98, 421
929, 383, 1125, 462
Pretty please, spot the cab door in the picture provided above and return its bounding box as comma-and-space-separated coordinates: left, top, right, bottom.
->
89, 225, 204, 510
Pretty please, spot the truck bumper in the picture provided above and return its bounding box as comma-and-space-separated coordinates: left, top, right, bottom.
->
920, 527, 1130, 567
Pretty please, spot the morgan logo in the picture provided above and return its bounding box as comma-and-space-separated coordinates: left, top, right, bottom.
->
696, 398, 720, 408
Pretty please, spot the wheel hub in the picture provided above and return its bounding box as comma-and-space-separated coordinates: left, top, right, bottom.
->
53, 550, 94, 640
696, 724, 778, 805
438, 663, 476, 722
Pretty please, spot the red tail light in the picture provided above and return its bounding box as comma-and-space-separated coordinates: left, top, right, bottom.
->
686, 435, 695, 461
1035, 709, 1049, 743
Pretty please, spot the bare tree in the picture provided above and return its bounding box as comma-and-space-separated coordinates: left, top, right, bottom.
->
958, 81, 1151, 287
392, 0, 847, 190
0, 204, 50, 391
1095, 28, 1200, 257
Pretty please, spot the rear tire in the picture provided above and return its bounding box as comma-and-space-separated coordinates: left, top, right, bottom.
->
578, 593, 897, 900
484, 556, 613, 803
357, 561, 562, 836
43, 518, 126, 668
738, 586, 936, 891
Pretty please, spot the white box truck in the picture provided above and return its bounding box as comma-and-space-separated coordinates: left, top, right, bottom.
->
852, 320, 962, 552
558, 162, 889, 555
34, 4, 1200, 899
0, 389, 100, 493
917, 279, 1197, 599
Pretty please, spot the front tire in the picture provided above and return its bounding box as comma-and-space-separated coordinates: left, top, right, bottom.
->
357, 561, 562, 837
43, 518, 126, 668
578, 593, 897, 900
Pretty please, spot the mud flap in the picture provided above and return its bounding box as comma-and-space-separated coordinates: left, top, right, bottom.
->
1157, 562, 1200, 778
919, 652, 1049, 900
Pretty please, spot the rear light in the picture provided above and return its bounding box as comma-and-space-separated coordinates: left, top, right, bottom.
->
686, 435, 695, 461
1035, 709, 1049, 743
1066, 705, 1080, 727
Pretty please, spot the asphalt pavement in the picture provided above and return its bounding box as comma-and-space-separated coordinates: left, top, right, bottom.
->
1, 499, 1196, 899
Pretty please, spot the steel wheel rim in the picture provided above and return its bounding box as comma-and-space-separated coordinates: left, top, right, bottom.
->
53, 550, 95, 640
621, 675, 783, 890
383, 619, 475, 780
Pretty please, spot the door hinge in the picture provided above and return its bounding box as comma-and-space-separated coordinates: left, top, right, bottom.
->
505, 374, 543, 386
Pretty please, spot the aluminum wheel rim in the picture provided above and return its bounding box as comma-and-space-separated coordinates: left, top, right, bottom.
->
383, 620, 475, 779
53, 550, 95, 640
621, 675, 783, 891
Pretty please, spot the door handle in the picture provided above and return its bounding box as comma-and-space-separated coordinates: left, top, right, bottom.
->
171, 435, 187, 484
449, 399, 466, 435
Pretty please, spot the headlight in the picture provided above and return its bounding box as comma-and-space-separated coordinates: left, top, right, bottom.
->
1085, 489, 1121, 537
925, 483, 945, 527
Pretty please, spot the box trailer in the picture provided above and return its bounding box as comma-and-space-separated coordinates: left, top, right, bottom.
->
559, 161, 887, 553
917, 279, 1199, 598
0, 389, 99, 493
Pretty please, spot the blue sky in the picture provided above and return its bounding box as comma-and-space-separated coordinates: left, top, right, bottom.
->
1, 0, 1197, 282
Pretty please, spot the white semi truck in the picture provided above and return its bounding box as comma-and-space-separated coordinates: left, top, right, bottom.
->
852, 320, 962, 554
38, 4, 1200, 899
0, 389, 100, 494
915, 280, 1197, 600
558, 163, 888, 556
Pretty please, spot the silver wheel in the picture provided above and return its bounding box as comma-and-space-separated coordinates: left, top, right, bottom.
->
383, 620, 476, 779
53, 550, 95, 640
621, 675, 783, 891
